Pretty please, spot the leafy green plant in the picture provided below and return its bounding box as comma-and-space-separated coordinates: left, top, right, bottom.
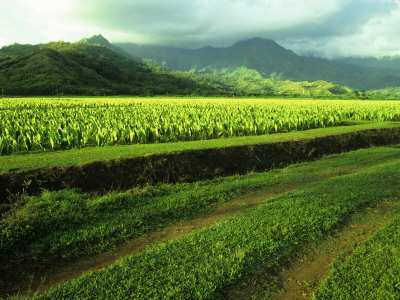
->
2, 98, 400, 155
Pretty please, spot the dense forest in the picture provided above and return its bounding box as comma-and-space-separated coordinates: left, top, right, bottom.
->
0, 35, 399, 98
0, 41, 215, 96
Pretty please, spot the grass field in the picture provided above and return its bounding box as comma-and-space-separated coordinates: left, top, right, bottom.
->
2, 145, 400, 298
40, 160, 399, 299
1, 97, 400, 299
315, 213, 400, 299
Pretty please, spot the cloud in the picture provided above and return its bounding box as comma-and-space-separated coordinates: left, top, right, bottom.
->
71, 0, 347, 46
280, 0, 400, 58
0, 0, 99, 45
70, 0, 400, 57
1, 0, 399, 57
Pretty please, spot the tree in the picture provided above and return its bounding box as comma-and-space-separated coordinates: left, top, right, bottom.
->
269, 72, 284, 82
360, 89, 368, 100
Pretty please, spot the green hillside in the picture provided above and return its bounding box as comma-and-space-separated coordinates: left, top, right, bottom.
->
0, 35, 376, 97
0, 40, 215, 96
337, 55, 400, 71
116, 38, 400, 90
78, 34, 138, 60
373, 86, 400, 96
194, 73, 351, 97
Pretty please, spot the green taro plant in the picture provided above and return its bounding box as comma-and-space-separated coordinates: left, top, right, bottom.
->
1, 98, 400, 155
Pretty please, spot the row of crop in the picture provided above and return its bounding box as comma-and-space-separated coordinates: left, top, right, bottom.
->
0, 102, 344, 155
33, 156, 400, 299
2, 146, 400, 297
1, 99, 400, 155
315, 209, 400, 299
4, 146, 399, 294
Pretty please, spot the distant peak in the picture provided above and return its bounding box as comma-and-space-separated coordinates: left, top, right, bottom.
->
80, 34, 111, 46
233, 37, 279, 47
199, 45, 216, 51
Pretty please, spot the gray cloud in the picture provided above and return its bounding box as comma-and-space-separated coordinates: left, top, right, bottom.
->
1, 0, 400, 57
280, 0, 400, 58
69, 0, 400, 57
72, 0, 335, 44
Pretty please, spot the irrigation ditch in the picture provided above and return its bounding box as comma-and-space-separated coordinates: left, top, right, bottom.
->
1, 126, 400, 203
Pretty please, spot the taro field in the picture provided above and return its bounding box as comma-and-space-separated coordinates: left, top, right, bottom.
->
1, 97, 400, 155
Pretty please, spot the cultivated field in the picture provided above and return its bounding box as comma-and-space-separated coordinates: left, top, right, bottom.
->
1, 97, 400, 299
1, 97, 400, 155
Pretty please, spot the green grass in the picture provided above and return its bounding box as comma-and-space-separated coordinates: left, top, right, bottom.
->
31, 152, 400, 299
314, 208, 400, 299
2, 145, 400, 292
1, 121, 399, 174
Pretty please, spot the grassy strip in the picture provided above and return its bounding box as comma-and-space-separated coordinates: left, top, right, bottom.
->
34, 157, 400, 299
1, 121, 398, 174
314, 206, 400, 299
2, 146, 400, 290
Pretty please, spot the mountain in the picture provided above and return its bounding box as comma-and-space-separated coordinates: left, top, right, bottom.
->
336, 56, 400, 71
0, 40, 216, 96
116, 38, 400, 90
80, 34, 114, 48
0, 35, 373, 97
79, 34, 137, 60
0, 43, 41, 56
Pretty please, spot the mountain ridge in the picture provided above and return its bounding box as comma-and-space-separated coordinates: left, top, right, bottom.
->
115, 37, 400, 90
0, 34, 397, 97
0, 40, 214, 96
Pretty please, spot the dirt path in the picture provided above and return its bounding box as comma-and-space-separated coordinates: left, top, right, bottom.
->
6, 168, 389, 298
8, 187, 284, 297
273, 200, 397, 299
226, 199, 398, 299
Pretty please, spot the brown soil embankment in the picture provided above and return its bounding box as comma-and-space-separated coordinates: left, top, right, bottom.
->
1, 127, 400, 201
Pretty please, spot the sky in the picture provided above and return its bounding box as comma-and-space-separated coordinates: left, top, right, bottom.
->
1, 0, 400, 58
